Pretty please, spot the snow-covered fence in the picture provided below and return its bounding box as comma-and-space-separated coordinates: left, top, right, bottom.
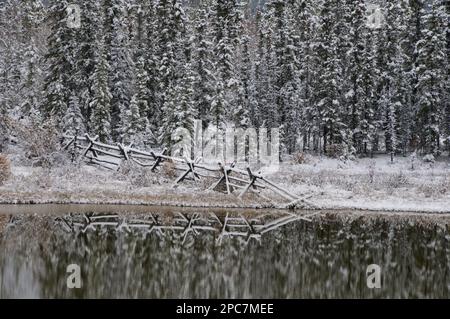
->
62, 133, 309, 207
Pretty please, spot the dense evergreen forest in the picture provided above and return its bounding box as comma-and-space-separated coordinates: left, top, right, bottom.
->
0, 0, 449, 158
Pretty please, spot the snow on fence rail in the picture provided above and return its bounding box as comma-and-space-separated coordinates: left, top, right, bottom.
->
62, 133, 314, 208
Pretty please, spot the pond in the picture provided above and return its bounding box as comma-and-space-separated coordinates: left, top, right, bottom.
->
0, 205, 449, 298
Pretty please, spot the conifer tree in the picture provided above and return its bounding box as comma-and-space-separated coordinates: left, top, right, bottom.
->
415, 0, 447, 155
193, 3, 215, 128
90, 35, 112, 142
43, 0, 76, 127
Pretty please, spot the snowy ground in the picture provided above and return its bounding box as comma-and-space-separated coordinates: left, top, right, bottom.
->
0, 154, 449, 213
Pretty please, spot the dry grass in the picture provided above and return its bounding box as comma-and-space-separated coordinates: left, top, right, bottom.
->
162, 161, 177, 179
2, 117, 63, 167
291, 152, 312, 164
0, 154, 11, 185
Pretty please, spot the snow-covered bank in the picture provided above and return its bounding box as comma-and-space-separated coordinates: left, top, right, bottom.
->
0, 155, 449, 213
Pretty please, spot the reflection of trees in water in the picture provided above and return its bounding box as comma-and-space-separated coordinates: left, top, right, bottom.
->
0, 212, 449, 298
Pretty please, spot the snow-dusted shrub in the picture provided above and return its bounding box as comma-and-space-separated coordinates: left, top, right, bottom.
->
326, 144, 345, 159
0, 154, 11, 185
162, 161, 177, 179
291, 152, 311, 165
386, 171, 409, 189
119, 161, 168, 188
129, 169, 159, 188
12, 169, 53, 191
417, 182, 437, 198
367, 160, 376, 184
439, 176, 450, 195
0, 116, 8, 153
409, 152, 417, 170
35, 169, 53, 189
423, 154, 435, 163
117, 161, 134, 178
418, 176, 450, 197
6, 118, 63, 168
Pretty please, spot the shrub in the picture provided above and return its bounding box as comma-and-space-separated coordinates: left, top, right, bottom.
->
118, 161, 168, 188
0, 154, 11, 185
367, 160, 376, 184
291, 152, 311, 164
162, 161, 177, 179
5, 118, 63, 168
423, 154, 435, 163
418, 176, 450, 197
386, 171, 409, 189
326, 144, 345, 159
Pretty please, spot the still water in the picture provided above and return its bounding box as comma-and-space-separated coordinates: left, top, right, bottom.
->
0, 205, 449, 298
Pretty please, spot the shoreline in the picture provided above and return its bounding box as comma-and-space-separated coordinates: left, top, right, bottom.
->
1, 155, 449, 215
0, 191, 449, 215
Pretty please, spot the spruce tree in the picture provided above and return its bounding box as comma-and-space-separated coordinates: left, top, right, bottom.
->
415, 0, 447, 155
90, 35, 112, 142
104, 0, 133, 141
193, 3, 215, 128
43, 0, 76, 127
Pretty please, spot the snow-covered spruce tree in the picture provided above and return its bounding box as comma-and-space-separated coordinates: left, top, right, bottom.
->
126, 55, 152, 146
292, 0, 316, 152
343, 0, 378, 155
43, 0, 77, 127
19, 0, 47, 121
415, 0, 447, 155
192, 3, 215, 128
90, 35, 112, 143
236, 34, 254, 129
74, 1, 101, 132
314, 0, 347, 155
158, 0, 195, 149
281, 18, 302, 154
387, 0, 416, 155
266, 0, 302, 153
228, 1, 253, 131
253, 9, 277, 131
128, 0, 158, 143
0, 1, 24, 116
160, 76, 195, 150
143, 0, 159, 138
211, 0, 241, 129
154, 0, 186, 140
104, 0, 133, 141
375, 1, 407, 154
227, 0, 244, 49
22, 41, 43, 121
445, 0, 450, 154
402, 0, 425, 152
251, 10, 264, 129
63, 94, 85, 135
128, 0, 147, 60
122, 94, 142, 145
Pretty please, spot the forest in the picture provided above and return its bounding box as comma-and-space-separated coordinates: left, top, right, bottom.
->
0, 0, 449, 159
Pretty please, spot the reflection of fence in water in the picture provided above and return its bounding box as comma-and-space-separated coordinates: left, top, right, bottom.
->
57, 212, 317, 244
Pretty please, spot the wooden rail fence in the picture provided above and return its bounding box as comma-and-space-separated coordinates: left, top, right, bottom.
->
62, 133, 314, 208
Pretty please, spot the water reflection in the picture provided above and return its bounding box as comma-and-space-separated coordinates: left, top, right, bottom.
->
56, 211, 314, 245
0, 209, 449, 298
